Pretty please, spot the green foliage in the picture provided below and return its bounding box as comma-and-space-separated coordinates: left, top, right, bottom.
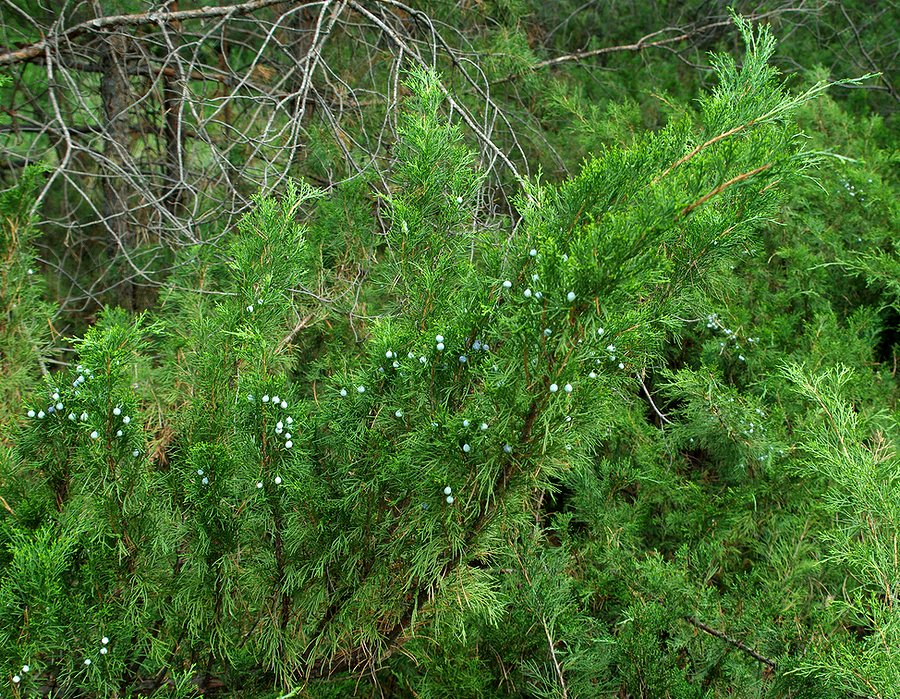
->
780, 364, 899, 698
0, 12, 897, 699
0, 166, 54, 424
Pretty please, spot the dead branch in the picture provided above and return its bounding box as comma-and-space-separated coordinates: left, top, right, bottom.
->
684, 616, 777, 668
496, 6, 821, 82
0, 0, 311, 66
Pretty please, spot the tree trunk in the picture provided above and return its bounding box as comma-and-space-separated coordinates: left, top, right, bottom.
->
100, 30, 137, 309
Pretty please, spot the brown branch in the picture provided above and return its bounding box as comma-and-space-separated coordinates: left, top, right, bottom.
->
684, 616, 776, 668
532, 20, 736, 71
838, 4, 898, 103
653, 122, 754, 185
0, 493, 16, 517
542, 616, 569, 698
16, 54, 367, 107
681, 163, 772, 217
496, 7, 818, 83
638, 373, 672, 425
9, 55, 227, 83
0, 0, 320, 66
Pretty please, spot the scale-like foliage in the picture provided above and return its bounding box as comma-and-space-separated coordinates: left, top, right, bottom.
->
0, 16, 895, 699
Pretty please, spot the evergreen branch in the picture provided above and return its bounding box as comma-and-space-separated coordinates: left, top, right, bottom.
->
3, 7, 893, 696
305, 399, 543, 679
656, 71, 874, 187
379, 399, 544, 654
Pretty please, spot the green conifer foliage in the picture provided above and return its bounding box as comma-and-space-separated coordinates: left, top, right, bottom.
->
0, 16, 892, 698
778, 364, 899, 698
0, 166, 53, 425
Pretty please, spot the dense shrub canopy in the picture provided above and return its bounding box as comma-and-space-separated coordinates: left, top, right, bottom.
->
0, 4, 897, 698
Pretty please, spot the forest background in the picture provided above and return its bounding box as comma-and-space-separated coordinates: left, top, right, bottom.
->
0, 1, 897, 698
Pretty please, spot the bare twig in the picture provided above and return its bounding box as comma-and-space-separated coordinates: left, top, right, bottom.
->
0, 0, 530, 312
542, 617, 569, 698
638, 373, 672, 425
684, 616, 777, 668
496, 6, 819, 82
0, 0, 314, 66
346, 0, 528, 190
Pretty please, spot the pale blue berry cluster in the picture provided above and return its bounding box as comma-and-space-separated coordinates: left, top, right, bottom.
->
246, 297, 264, 314
24, 364, 147, 455
549, 382, 574, 395
739, 408, 768, 441
839, 178, 868, 202
82, 634, 108, 666
517, 246, 578, 309
73, 365, 92, 389
262, 393, 289, 410
705, 312, 758, 362
456, 411, 500, 460
253, 474, 285, 489
26, 389, 65, 421
261, 394, 295, 450
248, 395, 290, 487
110, 406, 133, 440
12, 663, 30, 684
599, 342, 624, 370
341, 331, 499, 406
